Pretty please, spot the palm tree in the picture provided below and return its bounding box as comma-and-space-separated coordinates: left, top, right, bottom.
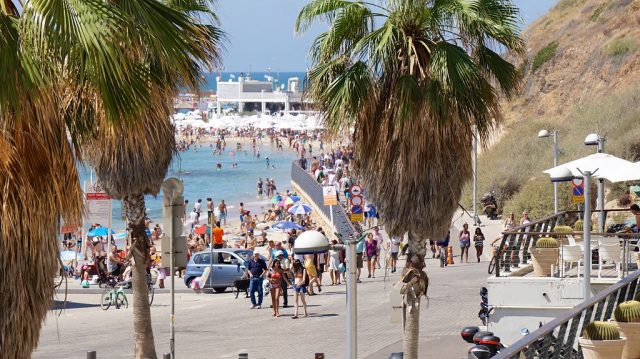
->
296, 0, 523, 357
83, 2, 221, 357
1, 1, 222, 358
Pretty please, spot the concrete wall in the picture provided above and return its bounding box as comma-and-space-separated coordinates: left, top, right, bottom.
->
488, 276, 613, 344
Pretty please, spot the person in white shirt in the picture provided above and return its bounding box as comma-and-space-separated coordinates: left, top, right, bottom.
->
372, 227, 384, 269
388, 236, 401, 273
189, 210, 199, 231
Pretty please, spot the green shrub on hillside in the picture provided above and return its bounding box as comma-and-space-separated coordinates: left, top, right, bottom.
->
463, 85, 640, 216
502, 177, 574, 221
590, 3, 607, 21
606, 37, 636, 57
532, 41, 559, 73
556, 0, 577, 11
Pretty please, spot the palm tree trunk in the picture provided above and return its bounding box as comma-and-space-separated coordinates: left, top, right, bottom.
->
402, 231, 429, 359
123, 193, 157, 359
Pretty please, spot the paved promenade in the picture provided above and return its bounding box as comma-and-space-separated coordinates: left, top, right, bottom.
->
37, 215, 503, 359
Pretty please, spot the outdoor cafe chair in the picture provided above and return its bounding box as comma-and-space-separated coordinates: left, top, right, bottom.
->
598, 243, 622, 279
560, 245, 582, 278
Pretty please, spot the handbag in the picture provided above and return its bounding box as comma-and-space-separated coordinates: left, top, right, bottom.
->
338, 263, 346, 273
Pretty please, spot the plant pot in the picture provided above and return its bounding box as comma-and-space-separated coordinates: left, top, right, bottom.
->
612, 321, 640, 359
579, 337, 627, 359
531, 248, 558, 276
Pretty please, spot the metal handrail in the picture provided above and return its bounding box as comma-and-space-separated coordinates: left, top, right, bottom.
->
290, 161, 356, 240
495, 270, 640, 358
494, 209, 637, 276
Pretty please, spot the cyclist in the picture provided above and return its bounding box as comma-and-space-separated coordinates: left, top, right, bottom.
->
435, 231, 450, 268
107, 245, 125, 280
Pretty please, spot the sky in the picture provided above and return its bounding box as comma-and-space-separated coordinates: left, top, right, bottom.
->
216, 0, 558, 72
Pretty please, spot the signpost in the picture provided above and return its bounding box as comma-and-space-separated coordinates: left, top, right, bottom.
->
572, 178, 585, 204
351, 205, 364, 222
323, 186, 338, 238
84, 181, 113, 259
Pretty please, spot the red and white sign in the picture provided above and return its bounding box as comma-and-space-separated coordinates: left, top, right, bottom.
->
351, 196, 363, 206
84, 181, 113, 230
349, 185, 362, 196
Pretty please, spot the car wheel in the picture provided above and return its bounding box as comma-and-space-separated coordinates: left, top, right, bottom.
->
213, 287, 227, 293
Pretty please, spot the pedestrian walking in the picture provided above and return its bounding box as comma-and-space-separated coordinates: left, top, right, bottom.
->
365, 233, 379, 278
246, 252, 267, 309
459, 223, 471, 263
388, 236, 401, 273
291, 259, 308, 319
304, 254, 320, 295
267, 259, 289, 317
328, 240, 340, 285
473, 227, 485, 262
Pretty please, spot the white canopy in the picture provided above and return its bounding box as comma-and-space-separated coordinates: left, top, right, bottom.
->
606, 162, 640, 182
543, 153, 635, 183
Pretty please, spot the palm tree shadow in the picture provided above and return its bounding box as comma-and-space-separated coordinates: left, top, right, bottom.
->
50, 300, 101, 310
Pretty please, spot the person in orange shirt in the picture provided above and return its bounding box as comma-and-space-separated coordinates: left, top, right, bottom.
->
212, 221, 224, 249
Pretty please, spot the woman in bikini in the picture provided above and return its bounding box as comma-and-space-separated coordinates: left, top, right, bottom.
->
291, 259, 308, 319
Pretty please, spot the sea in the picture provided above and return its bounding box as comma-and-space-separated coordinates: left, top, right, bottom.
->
79, 143, 296, 232
77, 71, 307, 233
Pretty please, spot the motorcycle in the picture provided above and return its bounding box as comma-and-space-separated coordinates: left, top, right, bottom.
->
481, 192, 498, 220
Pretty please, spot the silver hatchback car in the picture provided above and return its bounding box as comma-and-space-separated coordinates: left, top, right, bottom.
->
183, 248, 254, 293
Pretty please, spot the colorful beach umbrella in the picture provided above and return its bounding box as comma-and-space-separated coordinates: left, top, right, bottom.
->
87, 227, 115, 237
278, 196, 296, 207
289, 195, 301, 202
271, 221, 304, 231
288, 203, 312, 215
270, 195, 283, 204
194, 225, 211, 235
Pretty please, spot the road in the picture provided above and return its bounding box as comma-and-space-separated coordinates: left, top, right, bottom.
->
35, 215, 503, 359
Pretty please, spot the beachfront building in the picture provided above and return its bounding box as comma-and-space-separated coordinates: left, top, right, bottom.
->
215, 75, 305, 115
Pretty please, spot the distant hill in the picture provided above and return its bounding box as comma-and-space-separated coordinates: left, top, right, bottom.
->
469, 0, 640, 219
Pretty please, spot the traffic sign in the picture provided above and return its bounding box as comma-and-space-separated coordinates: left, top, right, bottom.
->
351, 205, 364, 221
351, 196, 363, 206
349, 185, 362, 196
572, 180, 584, 204
322, 186, 338, 206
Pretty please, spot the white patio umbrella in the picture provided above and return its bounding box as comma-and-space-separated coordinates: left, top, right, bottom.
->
543, 153, 634, 182
606, 162, 640, 183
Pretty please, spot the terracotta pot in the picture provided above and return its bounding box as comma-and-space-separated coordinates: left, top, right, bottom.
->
612, 321, 640, 359
579, 337, 627, 359
531, 248, 558, 276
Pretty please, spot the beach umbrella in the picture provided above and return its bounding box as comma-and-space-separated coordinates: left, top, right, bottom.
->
194, 225, 211, 235
288, 203, 313, 215
87, 227, 115, 237
543, 153, 634, 182
289, 195, 301, 202
60, 251, 85, 261
278, 196, 296, 207
606, 161, 640, 182
271, 221, 304, 231
270, 195, 283, 204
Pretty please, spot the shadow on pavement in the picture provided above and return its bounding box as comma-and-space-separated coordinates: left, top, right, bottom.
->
50, 300, 101, 311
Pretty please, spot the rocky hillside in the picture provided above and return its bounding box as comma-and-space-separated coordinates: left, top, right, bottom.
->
470, 0, 640, 219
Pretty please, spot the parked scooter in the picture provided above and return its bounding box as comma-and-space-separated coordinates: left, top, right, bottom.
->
481, 192, 498, 220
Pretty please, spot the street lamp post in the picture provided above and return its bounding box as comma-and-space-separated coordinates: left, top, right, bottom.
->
538, 130, 559, 213
472, 125, 479, 225
162, 178, 184, 359
585, 133, 606, 233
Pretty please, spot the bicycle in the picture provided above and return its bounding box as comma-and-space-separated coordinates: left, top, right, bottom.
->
123, 273, 155, 306
100, 284, 128, 310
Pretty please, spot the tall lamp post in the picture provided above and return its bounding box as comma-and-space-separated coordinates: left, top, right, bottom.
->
549, 166, 593, 299
472, 125, 479, 225
585, 133, 606, 233
538, 130, 559, 213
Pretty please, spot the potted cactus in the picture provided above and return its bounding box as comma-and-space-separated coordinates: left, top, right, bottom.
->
553, 225, 573, 245
611, 300, 640, 359
530, 237, 559, 276
574, 219, 585, 231
579, 321, 627, 359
